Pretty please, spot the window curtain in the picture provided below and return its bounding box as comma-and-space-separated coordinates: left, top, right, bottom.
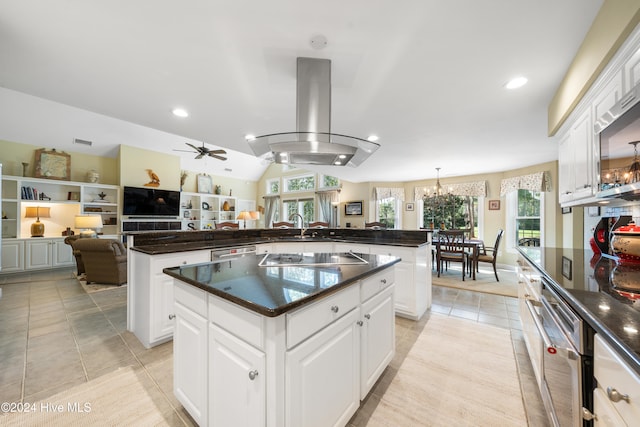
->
414, 180, 486, 200
263, 195, 279, 228
373, 187, 405, 201
500, 171, 550, 196
316, 190, 340, 227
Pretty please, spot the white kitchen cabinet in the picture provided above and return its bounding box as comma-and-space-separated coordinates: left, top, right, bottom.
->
360, 284, 395, 399
24, 238, 73, 270
333, 242, 370, 254
517, 255, 543, 387
558, 109, 597, 205
369, 244, 429, 320
209, 324, 265, 427
255, 243, 272, 254
174, 281, 209, 426
286, 308, 361, 427
172, 264, 397, 427
623, 44, 640, 92
1, 239, 24, 272
593, 333, 640, 426
129, 249, 210, 348
52, 238, 73, 266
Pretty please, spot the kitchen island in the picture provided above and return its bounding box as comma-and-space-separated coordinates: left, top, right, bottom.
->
163, 251, 400, 427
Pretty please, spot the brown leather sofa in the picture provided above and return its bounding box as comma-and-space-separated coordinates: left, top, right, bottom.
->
64, 235, 85, 276
73, 238, 127, 285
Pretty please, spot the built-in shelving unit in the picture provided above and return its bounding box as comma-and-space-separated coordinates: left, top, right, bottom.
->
180, 192, 237, 230
1, 175, 120, 239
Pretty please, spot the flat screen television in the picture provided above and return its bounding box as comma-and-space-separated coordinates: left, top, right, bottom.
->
123, 186, 180, 217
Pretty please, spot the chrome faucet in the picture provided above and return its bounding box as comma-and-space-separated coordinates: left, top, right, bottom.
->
289, 213, 306, 237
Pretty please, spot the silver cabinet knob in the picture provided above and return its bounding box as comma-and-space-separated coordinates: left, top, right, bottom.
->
356, 321, 363, 326
380, 279, 387, 284
607, 387, 630, 403
248, 370, 259, 380
364, 314, 371, 319
168, 314, 175, 320
331, 305, 339, 313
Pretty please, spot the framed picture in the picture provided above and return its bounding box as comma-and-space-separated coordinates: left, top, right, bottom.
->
344, 201, 363, 216
562, 206, 572, 214
197, 174, 213, 194
488, 200, 500, 210
406, 202, 415, 211
34, 148, 71, 180
562, 256, 572, 280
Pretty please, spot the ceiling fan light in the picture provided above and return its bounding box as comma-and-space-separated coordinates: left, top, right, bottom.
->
245, 134, 256, 141
172, 108, 189, 118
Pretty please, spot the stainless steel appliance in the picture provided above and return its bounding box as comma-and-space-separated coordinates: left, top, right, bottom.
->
535, 279, 594, 426
211, 245, 256, 260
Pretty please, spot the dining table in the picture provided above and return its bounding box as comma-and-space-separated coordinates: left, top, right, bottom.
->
432, 237, 485, 280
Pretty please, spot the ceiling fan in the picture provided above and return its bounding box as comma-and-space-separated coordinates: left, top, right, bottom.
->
174, 142, 227, 160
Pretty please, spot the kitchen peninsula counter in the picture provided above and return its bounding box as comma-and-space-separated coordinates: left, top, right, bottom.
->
519, 247, 640, 374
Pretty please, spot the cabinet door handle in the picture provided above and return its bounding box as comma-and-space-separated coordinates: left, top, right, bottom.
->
357, 320, 363, 327
606, 387, 630, 403
364, 314, 371, 319
380, 279, 387, 284
248, 370, 259, 380
330, 305, 339, 313
168, 314, 175, 320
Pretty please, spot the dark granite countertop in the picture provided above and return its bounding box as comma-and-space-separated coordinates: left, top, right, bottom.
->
129, 228, 430, 255
163, 252, 400, 317
518, 247, 640, 374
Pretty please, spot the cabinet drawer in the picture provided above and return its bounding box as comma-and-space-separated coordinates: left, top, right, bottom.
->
209, 294, 264, 350
174, 280, 207, 317
360, 269, 395, 302
286, 285, 359, 349
153, 250, 210, 271
594, 334, 640, 425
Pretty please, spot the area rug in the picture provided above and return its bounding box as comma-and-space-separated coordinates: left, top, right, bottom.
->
366, 314, 527, 427
432, 266, 518, 298
1, 367, 168, 426
78, 277, 126, 294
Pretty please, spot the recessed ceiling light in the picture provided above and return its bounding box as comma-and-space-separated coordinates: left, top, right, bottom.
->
245, 134, 256, 141
172, 108, 189, 118
334, 161, 342, 165
505, 77, 528, 90
367, 135, 379, 142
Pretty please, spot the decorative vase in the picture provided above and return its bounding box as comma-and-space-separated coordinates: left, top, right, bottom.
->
87, 169, 100, 183
215, 185, 221, 195
222, 201, 230, 211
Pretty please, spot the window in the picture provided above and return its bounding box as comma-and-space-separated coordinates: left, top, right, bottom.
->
266, 178, 279, 195
376, 197, 400, 229
507, 189, 543, 251
422, 195, 480, 235
283, 198, 314, 225
284, 174, 315, 192
319, 174, 339, 189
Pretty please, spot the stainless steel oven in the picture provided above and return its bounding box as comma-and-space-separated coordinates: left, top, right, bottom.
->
536, 279, 594, 427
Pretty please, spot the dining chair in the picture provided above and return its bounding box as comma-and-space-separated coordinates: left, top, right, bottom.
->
364, 221, 387, 229
476, 229, 504, 281
273, 221, 295, 228
215, 221, 239, 230
437, 230, 470, 281
308, 221, 329, 228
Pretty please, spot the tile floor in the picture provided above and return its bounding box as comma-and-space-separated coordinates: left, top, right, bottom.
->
0, 268, 549, 426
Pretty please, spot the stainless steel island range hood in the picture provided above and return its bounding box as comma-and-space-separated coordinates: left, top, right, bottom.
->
247, 57, 379, 167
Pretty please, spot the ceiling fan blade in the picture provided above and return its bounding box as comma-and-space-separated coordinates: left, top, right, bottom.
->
208, 153, 227, 161
173, 149, 193, 153
186, 143, 202, 152
209, 149, 227, 155
195, 153, 205, 159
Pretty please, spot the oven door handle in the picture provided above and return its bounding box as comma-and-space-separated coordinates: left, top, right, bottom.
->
525, 298, 558, 355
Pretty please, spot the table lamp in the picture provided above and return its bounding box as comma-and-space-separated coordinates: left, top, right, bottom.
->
236, 211, 252, 229
74, 214, 103, 238
25, 206, 51, 237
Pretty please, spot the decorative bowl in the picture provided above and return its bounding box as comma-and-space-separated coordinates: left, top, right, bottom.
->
610, 221, 640, 262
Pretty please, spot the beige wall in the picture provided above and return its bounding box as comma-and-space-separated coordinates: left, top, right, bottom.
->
548, 0, 640, 135
119, 145, 181, 190
0, 139, 118, 184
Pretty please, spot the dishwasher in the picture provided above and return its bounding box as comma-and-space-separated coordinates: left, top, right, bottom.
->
211, 245, 257, 261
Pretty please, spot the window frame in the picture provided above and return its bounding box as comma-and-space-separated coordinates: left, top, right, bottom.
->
283, 174, 315, 193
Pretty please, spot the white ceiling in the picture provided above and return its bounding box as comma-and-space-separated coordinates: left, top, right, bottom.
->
0, 0, 604, 183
